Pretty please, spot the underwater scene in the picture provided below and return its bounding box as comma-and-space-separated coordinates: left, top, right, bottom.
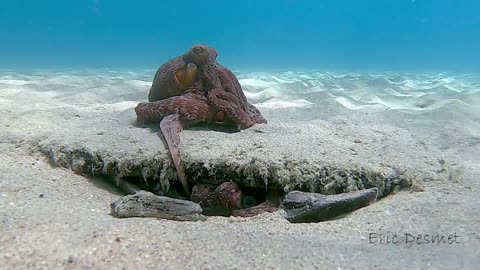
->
0, 1, 479, 269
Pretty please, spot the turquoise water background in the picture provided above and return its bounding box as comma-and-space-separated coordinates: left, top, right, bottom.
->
1, 0, 479, 72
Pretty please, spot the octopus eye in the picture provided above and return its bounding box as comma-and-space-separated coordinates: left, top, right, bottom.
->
192, 46, 204, 54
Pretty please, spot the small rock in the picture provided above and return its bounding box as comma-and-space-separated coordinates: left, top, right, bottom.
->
110, 191, 206, 221
282, 188, 378, 223
39, 194, 44, 198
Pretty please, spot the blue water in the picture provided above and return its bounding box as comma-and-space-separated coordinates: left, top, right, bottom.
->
1, 0, 479, 72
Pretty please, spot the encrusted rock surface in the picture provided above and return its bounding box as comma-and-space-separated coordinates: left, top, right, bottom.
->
110, 191, 206, 221
282, 188, 378, 223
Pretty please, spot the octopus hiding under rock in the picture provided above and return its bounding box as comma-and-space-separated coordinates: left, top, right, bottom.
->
129, 44, 379, 220
190, 182, 280, 217
134, 44, 266, 204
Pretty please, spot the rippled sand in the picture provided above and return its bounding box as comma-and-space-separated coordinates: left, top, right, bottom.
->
2, 69, 478, 112
0, 70, 479, 269
237, 71, 480, 111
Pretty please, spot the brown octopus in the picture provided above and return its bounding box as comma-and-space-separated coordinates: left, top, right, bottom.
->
134, 45, 268, 209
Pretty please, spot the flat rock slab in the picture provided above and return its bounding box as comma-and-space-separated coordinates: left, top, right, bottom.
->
0, 71, 459, 198
282, 188, 378, 223
110, 191, 206, 221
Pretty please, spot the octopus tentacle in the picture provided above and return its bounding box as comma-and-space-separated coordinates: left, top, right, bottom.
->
135, 89, 215, 123
217, 66, 249, 111
207, 88, 254, 129
159, 114, 190, 196
187, 46, 265, 128
247, 103, 268, 124
135, 89, 221, 195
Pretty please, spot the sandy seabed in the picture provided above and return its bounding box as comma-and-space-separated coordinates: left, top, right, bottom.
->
0, 70, 479, 269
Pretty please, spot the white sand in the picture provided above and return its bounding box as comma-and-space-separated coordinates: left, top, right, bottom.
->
0, 70, 479, 269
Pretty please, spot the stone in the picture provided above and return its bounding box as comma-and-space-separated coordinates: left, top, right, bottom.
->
110, 191, 206, 221
282, 188, 378, 223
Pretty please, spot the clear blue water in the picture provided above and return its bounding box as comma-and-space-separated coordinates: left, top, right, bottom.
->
1, 0, 479, 72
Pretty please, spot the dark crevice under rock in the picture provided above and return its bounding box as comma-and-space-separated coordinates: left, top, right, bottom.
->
38, 144, 413, 196
36, 144, 414, 219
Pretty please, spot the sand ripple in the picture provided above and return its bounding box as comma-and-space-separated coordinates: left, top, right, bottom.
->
0, 70, 478, 113
237, 71, 480, 111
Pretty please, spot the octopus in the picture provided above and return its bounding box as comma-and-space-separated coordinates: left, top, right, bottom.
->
134, 45, 276, 216
136, 44, 266, 125
190, 182, 279, 217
